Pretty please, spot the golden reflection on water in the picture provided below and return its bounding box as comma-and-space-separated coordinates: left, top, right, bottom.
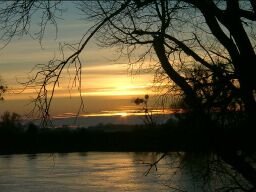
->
0, 152, 234, 191
0, 152, 175, 192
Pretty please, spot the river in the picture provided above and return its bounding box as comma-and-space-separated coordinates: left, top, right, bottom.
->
0, 152, 209, 192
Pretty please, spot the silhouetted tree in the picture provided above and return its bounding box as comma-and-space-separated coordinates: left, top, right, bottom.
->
134, 95, 155, 126
0, 0, 255, 191
0, 111, 22, 134
0, 77, 7, 101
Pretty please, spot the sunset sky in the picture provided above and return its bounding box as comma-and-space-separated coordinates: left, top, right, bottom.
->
0, 2, 163, 118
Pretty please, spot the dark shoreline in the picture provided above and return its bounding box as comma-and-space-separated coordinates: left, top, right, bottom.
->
0, 125, 255, 155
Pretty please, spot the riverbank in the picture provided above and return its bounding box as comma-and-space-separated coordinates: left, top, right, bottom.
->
0, 123, 254, 155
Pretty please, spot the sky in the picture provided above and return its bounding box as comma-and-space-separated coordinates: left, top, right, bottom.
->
0, 2, 166, 119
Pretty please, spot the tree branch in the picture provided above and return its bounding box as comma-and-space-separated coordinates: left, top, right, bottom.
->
153, 35, 201, 109
23, 0, 132, 126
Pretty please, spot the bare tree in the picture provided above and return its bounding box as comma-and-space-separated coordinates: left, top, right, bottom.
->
0, 0, 255, 191
0, 77, 7, 101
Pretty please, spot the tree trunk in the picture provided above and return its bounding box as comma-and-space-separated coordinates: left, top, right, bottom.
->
153, 36, 202, 112
224, 0, 256, 116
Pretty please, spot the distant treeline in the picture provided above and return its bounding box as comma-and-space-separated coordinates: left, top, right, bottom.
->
0, 112, 254, 155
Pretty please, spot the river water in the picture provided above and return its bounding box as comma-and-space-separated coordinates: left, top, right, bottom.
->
0, 152, 207, 192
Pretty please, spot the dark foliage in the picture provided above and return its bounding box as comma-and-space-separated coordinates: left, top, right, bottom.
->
0, 112, 254, 155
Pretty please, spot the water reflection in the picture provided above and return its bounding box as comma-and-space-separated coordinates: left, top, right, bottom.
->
26, 153, 37, 160
0, 152, 174, 192
78, 152, 87, 157
1, 152, 237, 192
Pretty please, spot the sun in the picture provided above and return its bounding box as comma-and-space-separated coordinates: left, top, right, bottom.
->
117, 112, 128, 117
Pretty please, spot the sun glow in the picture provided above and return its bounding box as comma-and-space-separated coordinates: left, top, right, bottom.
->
54, 109, 178, 119
78, 111, 130, 117
117, 112, 128, 117
82, 77, 153, 97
